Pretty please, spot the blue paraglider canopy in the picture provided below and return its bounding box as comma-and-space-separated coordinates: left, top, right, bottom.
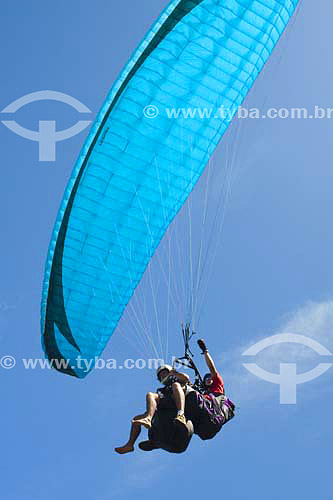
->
41, 0, 300, 377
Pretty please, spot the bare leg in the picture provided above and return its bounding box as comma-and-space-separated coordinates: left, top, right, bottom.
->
115, 392, 159, 454
172, 382, 185, 412
172, 382, 187, 428
132, 392, 159, 428
115, 421, 141, 454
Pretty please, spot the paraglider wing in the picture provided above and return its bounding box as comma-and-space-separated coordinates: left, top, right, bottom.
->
41, 0, 299, 377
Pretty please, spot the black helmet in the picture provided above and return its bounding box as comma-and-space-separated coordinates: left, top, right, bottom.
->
203, 373, 212, 385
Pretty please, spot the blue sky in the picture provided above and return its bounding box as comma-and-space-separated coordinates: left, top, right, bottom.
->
1, 1, 332, 499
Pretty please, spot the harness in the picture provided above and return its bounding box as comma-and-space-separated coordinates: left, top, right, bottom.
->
174, 324, 236, 429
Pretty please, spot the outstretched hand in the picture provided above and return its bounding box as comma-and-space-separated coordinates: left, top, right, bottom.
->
197, 339, 208, 354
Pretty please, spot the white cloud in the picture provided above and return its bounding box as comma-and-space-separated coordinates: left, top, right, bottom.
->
277, 300, 333, 349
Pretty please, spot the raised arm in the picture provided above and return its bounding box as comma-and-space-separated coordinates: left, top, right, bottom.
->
204, 351, 218, 378
198, 339, 218, 377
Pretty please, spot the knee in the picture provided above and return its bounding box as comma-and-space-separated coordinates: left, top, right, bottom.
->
147, 392, 159, 403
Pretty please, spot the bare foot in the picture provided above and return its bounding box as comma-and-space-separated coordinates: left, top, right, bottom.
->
132, 416, 152, 429
114, 445, 134, 454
